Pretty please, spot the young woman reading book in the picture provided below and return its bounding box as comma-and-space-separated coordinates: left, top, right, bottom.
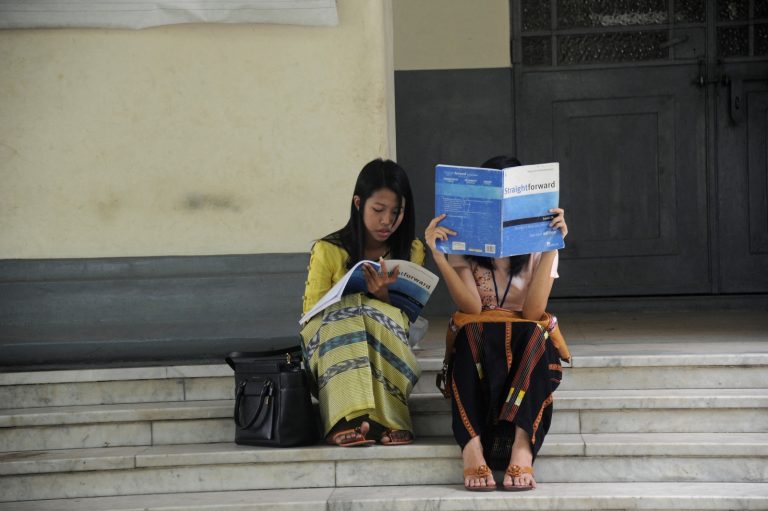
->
425, 155, 571, 491
300, 158, 425, 446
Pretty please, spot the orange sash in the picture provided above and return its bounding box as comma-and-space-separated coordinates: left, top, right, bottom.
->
445, 309, 570, 364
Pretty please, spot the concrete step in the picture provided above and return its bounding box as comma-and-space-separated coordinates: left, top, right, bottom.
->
418, 341, 768, 391
3, 342, 767, 409
0, 399, 233, 451
0, 483, 767, 510
1, 434, 767, 502
0, 366, 232, 410
414, 387, 768, 436
2, 388, 767, 452
3, 361, 765, 411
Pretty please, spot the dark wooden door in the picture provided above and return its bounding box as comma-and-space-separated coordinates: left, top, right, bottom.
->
713, 2, 768, 292
512, 0, 767, 297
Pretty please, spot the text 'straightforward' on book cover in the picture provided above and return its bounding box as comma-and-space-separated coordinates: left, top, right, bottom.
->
435, 162, 565, 257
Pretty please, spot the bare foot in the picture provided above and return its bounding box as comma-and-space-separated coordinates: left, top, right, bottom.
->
503, 426, 536, 489
380, 429, 414, 445
462, 436, 496, 490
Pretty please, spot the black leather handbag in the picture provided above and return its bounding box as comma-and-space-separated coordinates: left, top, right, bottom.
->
226, 347, 319, 447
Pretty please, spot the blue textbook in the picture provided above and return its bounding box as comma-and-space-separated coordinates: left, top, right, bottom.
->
435, 162, 564, 257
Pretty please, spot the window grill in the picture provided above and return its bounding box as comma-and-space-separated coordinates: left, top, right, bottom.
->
516, 0, 767, 67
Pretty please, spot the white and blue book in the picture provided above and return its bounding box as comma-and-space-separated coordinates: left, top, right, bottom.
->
299, 259, 439, 325
435, 162, 565, 257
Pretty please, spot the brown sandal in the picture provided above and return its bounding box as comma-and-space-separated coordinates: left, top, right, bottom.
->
502, 464, 535, 492
463, 464, 496, 492
326, 424, 375, 447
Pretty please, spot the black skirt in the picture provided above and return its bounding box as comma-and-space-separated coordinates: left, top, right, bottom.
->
449, 320, 563, 470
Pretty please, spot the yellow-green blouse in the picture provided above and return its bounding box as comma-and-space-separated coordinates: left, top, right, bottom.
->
302, 239, 426, 315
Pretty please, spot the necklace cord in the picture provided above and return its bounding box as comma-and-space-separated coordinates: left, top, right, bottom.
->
492, 267, 514, 308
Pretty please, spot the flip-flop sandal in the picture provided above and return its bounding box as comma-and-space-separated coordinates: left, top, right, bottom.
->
326, 426, 376, 447
463, 464, 496, 492
380, 429, 414, 445
502, 464, 535, 492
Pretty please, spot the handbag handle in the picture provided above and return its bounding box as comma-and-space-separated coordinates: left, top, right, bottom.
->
226, 347, 302, 370
234, 378, 274, 429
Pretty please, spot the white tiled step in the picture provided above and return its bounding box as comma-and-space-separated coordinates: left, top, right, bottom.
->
419, 339, 768, 392
2, 388, 767, 451
5, 388, 765, 429
414, 364, 768, 394
413, 388, 768, 436
0, 400, 233, 451
3, 341, 767, 409
1, 483, 767, 511
3, 434, 766, 476
415, 341, 768, 393
1, 434, 766, 501
0, 366, 232, 410
7, 363, 766, 409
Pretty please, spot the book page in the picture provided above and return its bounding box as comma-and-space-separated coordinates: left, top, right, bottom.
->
501, 163, 564, 255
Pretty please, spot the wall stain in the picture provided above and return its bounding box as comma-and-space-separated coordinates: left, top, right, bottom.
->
0, 141, 21, 161
183, 193, 241, 212
95, 195, 121, 221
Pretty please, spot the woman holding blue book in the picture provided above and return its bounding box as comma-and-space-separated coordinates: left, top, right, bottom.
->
425, 155, 571, 492
300, 158, 425, 447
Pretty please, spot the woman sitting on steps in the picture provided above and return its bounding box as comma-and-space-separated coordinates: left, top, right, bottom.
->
425, 155, 571, 491
300, 158, 424, 447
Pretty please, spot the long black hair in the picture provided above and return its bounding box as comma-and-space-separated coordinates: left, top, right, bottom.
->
466, 155, 531, 277
323, 158, 416, 268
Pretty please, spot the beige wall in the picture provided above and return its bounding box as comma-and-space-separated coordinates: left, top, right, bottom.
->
392, 0, 509, 71
0, 0, 394, 259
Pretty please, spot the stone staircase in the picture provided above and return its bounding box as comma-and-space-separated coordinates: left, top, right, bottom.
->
1, 333, 768, 509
